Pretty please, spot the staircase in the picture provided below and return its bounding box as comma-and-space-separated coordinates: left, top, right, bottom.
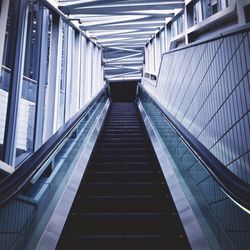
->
56, 102, 190, 250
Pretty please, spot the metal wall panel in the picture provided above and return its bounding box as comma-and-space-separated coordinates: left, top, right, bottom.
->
142, 30, 250, 184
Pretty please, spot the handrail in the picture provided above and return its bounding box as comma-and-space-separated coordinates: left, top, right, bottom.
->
138, 84, 250, 213
0, 86, 108, 206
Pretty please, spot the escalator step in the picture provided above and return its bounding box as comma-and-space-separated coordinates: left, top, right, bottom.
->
56, 102, 190, 250
57, 234, 188, 250
63, 213, 182, 235
78, 182, 166, 196
85, 171, 162, 182
71, 195, 176, 213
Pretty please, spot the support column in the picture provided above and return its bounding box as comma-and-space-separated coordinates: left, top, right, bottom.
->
44, 14, 63, 140
34, 8, 50, 150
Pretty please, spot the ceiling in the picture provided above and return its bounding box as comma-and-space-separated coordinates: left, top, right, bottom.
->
58, 0, 184, 81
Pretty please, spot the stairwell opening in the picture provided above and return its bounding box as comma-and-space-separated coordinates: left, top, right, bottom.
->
109, 81, 138, 102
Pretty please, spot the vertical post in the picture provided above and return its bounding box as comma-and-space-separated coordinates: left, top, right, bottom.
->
98, 48, 102, 90
71, 30, 80, 113
165, 23, 171, 51
91, 45, 97, 94
85, 40, 92, 101
89, 42, 94, 98
62, 23, 69, 124
236, 0, 248, 25
84, 40, 90, 105
79, 35, 86, 108
144, 45, 148, 73
153, 37, 156, 73
184, 2, 189, 45
65, 26, 73, 122
101, 51, 105, 87
34, 7, 49, 150
44, 14, 62, 140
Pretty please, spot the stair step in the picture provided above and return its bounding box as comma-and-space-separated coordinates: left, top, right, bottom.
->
97, 142, 149, 148
72, 195, 175, 213
79, 182, 166, 195
103, 131, 144, 135
63, 212, 181, 235
85, 171, 161, 182
94, 148, 150, 154
92, 154, 154, 162
100, 138, 147, 143
101, 133, 146, 138
91, 162, 157, 171
105, 125, 141, 129
57, 234, 188, 250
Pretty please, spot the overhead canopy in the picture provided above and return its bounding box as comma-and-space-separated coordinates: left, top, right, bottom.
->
58, 0, 184, 81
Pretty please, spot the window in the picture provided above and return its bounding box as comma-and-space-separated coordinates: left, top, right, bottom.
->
171, 14, 184, 39
245, 4, 250, 23
177, 15, 184, 35
200, 0, 229, 21
193, 1, 203, 25
211, 0, 218, 14
171, 21, 178, 38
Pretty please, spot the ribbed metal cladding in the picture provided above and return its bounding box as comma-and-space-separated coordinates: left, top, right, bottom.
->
142, 29, 250, 184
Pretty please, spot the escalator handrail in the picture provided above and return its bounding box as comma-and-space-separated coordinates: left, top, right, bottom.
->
138, 84, 250, 213
0, 86, 108, 206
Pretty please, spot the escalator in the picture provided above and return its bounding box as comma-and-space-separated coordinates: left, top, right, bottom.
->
0, 83, 249, 250
56, 102, 190, 250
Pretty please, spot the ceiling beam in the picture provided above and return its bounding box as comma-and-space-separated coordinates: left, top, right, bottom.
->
61, 3, 184, 15
60, 0, 183, 8
78, 15, 166, 27
96, 32, 155, 39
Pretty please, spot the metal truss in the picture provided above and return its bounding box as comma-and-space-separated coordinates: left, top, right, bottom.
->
58, 0, 184, 80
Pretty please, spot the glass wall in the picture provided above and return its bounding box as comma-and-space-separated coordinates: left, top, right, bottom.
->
0, 0, 103, 166
193, 1, 203, 25
15, 0, 42, 165
193, 0, 229, 26
171, 13, 184, 38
